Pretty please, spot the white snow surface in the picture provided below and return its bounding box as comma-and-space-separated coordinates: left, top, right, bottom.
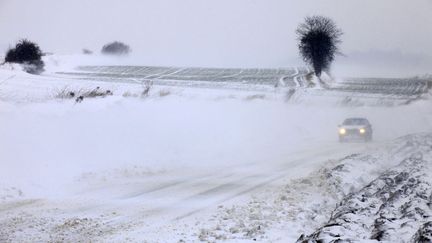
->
0, 59, 431, 242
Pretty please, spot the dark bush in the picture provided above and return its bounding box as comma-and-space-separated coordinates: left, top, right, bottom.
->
101, 41, 131, 56
4, 39, 45, 74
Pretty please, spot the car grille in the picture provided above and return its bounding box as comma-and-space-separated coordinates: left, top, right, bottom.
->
346, 129, 360, 135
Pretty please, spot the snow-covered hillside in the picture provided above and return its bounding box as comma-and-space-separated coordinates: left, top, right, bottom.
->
0, 59, 431, 242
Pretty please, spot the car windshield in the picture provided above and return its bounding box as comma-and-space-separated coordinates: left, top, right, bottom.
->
343, 118, 368, 125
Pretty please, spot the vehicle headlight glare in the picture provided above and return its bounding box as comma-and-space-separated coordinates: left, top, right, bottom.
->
359, 128, 366, 134
339, 128, 346, 135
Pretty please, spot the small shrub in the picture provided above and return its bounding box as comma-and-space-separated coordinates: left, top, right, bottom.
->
141, 80, 152, 97
122, 81, 153, 99
55, 87, 77, 99
159, 90, 171, 97
285, 89, 296, 101
54, 86, 113, 103
4, 39, 45, 74
82, 49, 93, 55
122, 91, 138, 98
101, 41, 131, 56
75, 96, 84, 103
245, 94, 266, 100
83, 86, 113, 98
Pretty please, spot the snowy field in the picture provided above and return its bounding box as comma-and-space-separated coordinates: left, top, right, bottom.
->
0, 56, 432, 242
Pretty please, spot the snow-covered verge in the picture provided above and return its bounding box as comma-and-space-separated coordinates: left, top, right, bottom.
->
298, 133, 432, 242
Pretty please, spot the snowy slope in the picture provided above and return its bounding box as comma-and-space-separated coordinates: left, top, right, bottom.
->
197, 134, 432, 242
298, 134, 432, 242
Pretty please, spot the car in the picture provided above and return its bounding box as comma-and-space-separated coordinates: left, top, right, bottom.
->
338, 117, 373, 142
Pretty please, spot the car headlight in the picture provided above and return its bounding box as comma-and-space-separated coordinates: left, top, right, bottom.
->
339, 128, 346, 135
359, 128, 366, 134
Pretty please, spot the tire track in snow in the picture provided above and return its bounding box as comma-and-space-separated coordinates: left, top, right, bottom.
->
173, 173, 289, 220
171, 144, 369, 221
103, 143, 369, 223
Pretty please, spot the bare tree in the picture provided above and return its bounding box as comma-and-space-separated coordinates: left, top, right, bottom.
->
296, 16, 343, 79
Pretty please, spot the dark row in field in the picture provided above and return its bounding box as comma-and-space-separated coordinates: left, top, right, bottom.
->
57, 65, 302, 85
332, 78, 431, 96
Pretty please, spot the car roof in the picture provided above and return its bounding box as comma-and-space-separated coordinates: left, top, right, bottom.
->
343, 118, 370, 124
345, 117, 368, 121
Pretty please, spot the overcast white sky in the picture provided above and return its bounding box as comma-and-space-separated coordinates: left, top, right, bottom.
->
0, 0, 431, 74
